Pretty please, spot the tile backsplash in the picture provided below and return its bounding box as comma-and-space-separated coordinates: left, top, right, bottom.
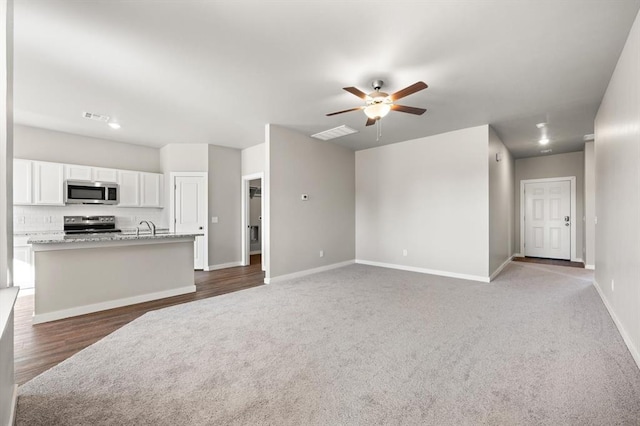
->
14, 205, 166, 233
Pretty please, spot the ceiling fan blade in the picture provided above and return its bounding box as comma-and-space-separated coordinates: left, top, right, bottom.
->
391, 104, 427, 115
365, 117, 376, 126
343, 87, 368, 99
326, 106, 365, 116
390, 81, 428, 101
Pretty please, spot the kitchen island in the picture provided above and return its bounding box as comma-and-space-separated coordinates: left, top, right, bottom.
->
28, 231, 203, 324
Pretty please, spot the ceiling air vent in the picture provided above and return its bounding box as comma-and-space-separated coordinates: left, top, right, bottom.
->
82, 112, 110, 122
311, 125, 358, 141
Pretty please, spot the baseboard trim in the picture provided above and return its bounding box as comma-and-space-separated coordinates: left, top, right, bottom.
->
513, 253, 523, 257
489, 256, 513, 281
265, 260, 355, 284
7, 384, 17, 426
32, 285, 196, 324
585, 264, 595, 270
355, 260, 489, 283
205, 261, 243, 271
572, 257, 584, 263
593, 280, 640, 370
249, 250, 262, 255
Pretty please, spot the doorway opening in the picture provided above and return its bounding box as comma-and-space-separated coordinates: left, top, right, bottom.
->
520, 176, 577, 261
242, 172, 265, 271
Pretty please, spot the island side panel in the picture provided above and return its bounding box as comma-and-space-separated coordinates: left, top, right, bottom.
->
33, 240, 195, 323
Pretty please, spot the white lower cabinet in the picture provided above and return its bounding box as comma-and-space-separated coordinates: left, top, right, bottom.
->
14, 236, 34, 288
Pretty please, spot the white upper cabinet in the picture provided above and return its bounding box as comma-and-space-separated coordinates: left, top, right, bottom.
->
13, 159, 33, 205
117, 170, 141, 207
64, 164, 92, 181
14, 159, 163, 208
33, 161, 64, 205
92, 167, 118, 183
140, 173, 163, 208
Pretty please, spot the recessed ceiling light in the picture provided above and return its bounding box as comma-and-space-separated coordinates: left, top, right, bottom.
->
536, 122, 547, 129
539, 138, 550, 145
108, 122, 121, 130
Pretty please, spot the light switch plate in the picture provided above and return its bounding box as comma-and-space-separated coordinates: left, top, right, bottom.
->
211, 217, 218, 223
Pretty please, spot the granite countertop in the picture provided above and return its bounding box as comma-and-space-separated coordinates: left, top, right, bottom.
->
28, 231, 203, 244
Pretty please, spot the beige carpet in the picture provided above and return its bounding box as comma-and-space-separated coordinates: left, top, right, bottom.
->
16, 262, 640, 425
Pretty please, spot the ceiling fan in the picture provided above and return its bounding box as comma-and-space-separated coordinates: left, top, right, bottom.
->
326, 80, 428, 126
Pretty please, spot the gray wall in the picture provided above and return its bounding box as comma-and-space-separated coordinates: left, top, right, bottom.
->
267, 124, 355, 279
0, 0, 14, 423
488, 126, 515, 275
356, 125, 490, 279
514, 151, 585, 259
14, 124, 161, 172
594, 7, 640, 366
207, 145, 241, 267
584, 141, 595, 267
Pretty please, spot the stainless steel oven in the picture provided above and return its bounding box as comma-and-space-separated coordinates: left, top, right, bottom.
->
64, 180, 119, 205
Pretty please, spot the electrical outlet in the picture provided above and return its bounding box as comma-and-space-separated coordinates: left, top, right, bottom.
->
319, 250, 324, 258
611, 279, 615, 291
403, 249, 408, 256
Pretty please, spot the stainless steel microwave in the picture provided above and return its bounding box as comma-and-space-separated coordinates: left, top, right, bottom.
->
64, 180, 119, 205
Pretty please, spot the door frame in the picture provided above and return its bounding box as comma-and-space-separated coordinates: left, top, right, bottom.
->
520, 176, 577, 261
241, 172, 264, 269
169, 172, 208, 269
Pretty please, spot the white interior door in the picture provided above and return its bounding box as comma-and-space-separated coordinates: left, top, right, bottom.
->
174, 175, 206, 269
524, 180, 571, 260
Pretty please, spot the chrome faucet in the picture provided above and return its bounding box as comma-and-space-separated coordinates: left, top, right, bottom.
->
139, 220, 156, 236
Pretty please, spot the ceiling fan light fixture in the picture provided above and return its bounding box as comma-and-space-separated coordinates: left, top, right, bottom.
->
364, 103, 391, 119
539, 137, 550, 145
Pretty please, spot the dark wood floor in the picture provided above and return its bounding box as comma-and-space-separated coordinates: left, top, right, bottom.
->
14, 255, 264, 385
513, 256, 585, 268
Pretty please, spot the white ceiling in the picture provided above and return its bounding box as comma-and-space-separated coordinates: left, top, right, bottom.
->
13, 0, 640, 157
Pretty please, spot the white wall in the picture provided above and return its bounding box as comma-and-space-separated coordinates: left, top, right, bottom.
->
267, 124, 355, 279
14, 124, 161, 172
242, 143, 265, 176
0, 0, 15, 424
584, 141, 595, 268
488, 127, 515, 276
594, 7, 640, 367
356, 125, 490, 280
514, 151, 585, 259
207, 145, 241, 268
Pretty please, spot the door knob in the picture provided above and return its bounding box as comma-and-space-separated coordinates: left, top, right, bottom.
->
564, 216, 570, 222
